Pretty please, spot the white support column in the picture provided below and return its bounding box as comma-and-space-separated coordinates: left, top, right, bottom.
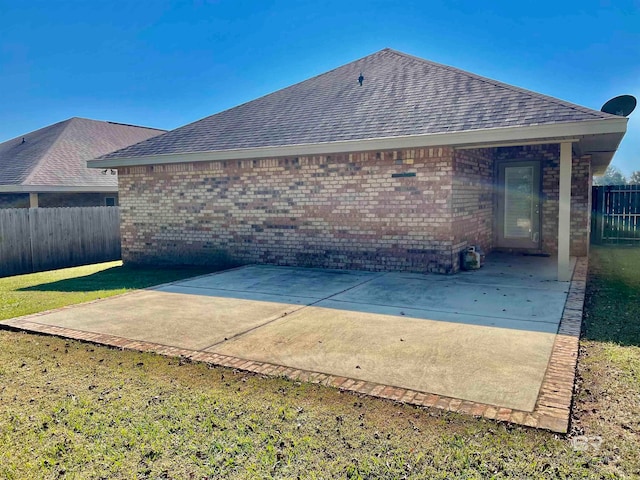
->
558, 142, 572, 281
29, 192, 39, 208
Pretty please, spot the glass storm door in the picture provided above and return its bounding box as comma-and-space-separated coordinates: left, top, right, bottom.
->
496, 161, 541, 249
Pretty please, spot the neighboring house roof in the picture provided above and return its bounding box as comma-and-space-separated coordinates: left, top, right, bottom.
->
0, 117, 165, 192
90, 48, 627, 172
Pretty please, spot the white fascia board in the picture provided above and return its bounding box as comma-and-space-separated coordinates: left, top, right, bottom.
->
455, 138, 581, 150
0, 185, 118, 193
87, 118, 628, 168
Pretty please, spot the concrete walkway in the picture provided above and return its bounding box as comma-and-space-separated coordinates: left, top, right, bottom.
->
2, 254, 575, 417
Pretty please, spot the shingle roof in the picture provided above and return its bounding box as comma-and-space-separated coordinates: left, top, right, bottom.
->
99, 48, 615, 161
0, 118, 165, 188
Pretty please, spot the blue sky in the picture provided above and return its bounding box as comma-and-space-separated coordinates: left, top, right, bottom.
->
1, 0, 638, 174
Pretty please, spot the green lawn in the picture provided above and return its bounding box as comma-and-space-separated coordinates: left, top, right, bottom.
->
0, 250, 638, 478
0, 261, 217, 321
574, 246, 640, 474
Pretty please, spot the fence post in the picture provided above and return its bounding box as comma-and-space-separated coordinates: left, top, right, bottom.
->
28, 208, 35, 272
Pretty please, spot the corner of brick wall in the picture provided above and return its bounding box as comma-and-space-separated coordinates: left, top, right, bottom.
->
452, 148, 495, 259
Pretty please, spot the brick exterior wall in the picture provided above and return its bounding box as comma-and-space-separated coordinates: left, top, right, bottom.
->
494, 144, 591, 257
570, 156, 591, 256
541, 148, 560, 254
452, 148, 495, 269
0, 192, 118, 208
118, 148, 464, 273
117, 143, 592, 274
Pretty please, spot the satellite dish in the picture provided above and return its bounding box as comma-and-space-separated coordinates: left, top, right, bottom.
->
601, 95, 637, 117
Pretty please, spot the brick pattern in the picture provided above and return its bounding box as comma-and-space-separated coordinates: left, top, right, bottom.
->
117, 142, 591, 274
532, 256, 587, 432
452, 148, 495, 268
542, 154, 592, 256
118, 147, 461, 273
541, 149, 561, 254
570, 156, 591, 256
0, 257, 587, 433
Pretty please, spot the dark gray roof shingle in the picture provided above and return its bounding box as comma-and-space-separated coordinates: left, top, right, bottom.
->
100, 48, 615, 160
0, 118, 165, 188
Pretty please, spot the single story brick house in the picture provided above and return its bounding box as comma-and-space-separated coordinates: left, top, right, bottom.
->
89, 49, 628, 280
0, 117, 165, 208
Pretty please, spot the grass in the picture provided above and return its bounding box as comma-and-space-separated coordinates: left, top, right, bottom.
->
0, 250, 638, 478
572, 246, 640, 475
0, 261, 217, 321
582, 246, 640, 346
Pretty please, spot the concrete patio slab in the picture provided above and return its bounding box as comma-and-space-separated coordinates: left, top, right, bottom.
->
0, 253, 587, 432
156, 284, 319, 304
23, 289, 306, 351
172, 265, 379, 298
328, 274, 567, 326
309, 299, 559, 333
455, 253, 576, 291
208, 305, 556, 410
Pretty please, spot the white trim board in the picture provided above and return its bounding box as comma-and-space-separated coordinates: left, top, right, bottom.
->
454, 138, 580, 150
87, 118, 627, 168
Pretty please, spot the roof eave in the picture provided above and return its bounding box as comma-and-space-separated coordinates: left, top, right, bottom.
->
87, 118, 628, 169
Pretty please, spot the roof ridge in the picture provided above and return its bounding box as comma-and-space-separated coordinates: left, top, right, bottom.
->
36, 118, 167, 164
105, 121, 166, 132
143, 49, 387, 137
68, 116, 167, 132
22, 118, 74, 185
383, 48, 613, 120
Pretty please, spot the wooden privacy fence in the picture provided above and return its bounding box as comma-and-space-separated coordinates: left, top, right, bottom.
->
591, 185, 640, 244
0, 207, 121, 277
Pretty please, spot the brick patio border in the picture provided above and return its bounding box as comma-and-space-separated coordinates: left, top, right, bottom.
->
0, 258, 587, 433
